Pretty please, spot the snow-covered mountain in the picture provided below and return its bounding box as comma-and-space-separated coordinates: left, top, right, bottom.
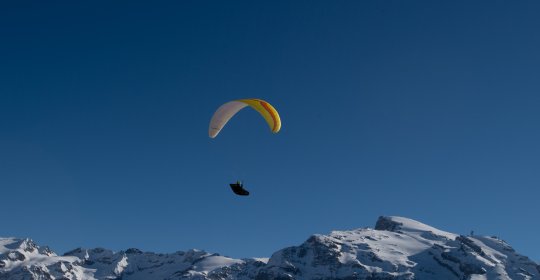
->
1, 216, 538, 280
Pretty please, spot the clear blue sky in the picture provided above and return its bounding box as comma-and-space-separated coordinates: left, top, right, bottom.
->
1, 1, 539, 261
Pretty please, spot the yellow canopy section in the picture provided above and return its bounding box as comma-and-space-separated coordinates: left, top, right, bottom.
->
209, 98, 281, 138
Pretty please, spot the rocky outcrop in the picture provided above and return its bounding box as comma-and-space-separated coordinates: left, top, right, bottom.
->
374, 216, 403, 232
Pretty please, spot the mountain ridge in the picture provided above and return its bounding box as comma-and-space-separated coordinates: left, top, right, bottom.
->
1, 216, 538, 279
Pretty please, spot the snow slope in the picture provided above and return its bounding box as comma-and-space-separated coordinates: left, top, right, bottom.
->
1, 216, 538, 279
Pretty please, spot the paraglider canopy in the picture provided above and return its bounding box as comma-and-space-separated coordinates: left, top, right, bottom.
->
209, 98, 281, 138
229, 181, 249, 196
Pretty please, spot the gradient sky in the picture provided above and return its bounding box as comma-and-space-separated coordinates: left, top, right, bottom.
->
1, 1, 539, 261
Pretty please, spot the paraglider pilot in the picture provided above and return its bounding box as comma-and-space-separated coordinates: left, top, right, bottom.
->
230, 180, 249, 196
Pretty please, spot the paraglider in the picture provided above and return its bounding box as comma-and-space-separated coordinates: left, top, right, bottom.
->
209, 98, 281, 196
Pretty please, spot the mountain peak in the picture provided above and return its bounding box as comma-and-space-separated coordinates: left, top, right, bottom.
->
376, 216, 457, 239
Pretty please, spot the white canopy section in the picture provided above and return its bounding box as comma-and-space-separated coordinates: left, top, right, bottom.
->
208, 101, 249, 138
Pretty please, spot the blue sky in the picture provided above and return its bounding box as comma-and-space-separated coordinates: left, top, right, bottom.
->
1, 1, 539, 261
